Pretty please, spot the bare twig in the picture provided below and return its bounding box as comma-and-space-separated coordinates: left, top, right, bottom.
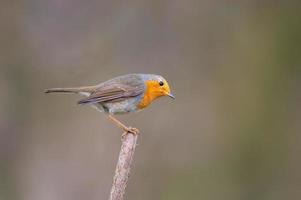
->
109, 133, 138, 200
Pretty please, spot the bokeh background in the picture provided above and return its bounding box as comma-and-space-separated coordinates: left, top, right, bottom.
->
1, 0, 301, 200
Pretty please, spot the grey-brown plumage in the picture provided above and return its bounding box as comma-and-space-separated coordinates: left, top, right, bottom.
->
45, 74, 146, 114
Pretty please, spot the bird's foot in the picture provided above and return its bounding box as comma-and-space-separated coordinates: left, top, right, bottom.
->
122, 127, 140, 138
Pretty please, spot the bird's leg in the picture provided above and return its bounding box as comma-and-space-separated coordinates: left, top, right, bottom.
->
107, 114, 139, 137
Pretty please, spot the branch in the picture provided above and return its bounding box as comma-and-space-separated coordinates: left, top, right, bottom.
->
109, 133, 138, 200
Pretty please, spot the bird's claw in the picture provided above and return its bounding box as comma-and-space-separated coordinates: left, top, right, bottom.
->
122, 127, 140, 138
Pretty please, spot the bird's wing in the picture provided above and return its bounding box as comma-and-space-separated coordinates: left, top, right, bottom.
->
78, 83, 144, 105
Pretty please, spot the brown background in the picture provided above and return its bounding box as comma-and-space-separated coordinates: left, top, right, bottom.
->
1, 1, 301, 200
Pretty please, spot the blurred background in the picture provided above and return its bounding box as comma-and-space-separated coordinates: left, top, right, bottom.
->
1, 0, 301, 200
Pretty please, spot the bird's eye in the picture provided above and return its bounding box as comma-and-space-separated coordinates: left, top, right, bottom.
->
159, 81, 164, 86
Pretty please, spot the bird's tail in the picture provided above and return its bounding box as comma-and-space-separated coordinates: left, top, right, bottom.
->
44, 86, 95, 94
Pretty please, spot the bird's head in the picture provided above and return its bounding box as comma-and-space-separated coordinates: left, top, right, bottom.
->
138, 74, 174, 109
146, 75, 174, 99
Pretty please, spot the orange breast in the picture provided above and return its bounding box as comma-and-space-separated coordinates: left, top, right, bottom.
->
137, 80, 162, 109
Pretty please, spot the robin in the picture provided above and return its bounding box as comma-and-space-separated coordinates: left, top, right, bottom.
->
45, 74, 174, 136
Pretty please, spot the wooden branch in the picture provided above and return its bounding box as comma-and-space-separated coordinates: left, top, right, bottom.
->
109, 133, 138, 200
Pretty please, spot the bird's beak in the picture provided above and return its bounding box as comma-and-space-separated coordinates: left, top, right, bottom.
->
167, 93, 175, 99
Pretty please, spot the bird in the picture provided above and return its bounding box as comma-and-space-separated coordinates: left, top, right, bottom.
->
45, 74, 174, 136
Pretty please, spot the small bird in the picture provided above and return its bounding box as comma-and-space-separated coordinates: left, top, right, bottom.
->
45, 74, 174, 136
